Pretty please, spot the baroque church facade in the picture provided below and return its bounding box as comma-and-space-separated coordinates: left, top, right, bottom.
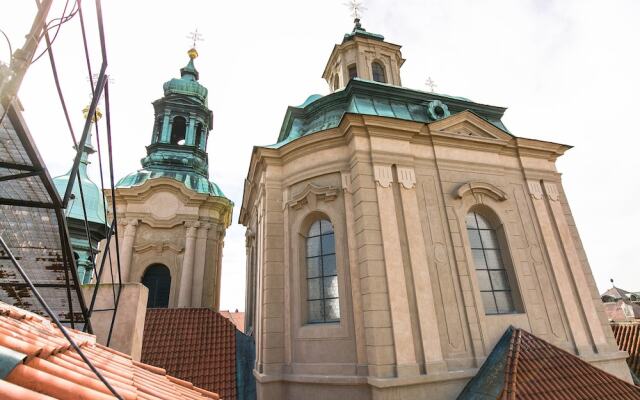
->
239, 20, 632, 398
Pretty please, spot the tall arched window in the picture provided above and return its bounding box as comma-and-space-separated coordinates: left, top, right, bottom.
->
170, 116, 186, 145
306, 219, 339, 323
142, 264, 171, 308
332, 74, 339, 91
466, 211, 516, 314
372, 62, 386, 83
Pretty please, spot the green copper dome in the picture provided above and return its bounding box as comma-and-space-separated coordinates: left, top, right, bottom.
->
116, 169, 225, 197
162, 56, 208, 104
53, 133, 107, 226
116, 49, 229, 201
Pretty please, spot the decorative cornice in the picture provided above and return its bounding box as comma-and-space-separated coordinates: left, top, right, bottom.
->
288, 183, 338, 210
373, 164, 393, 188
456, 181, 508, 202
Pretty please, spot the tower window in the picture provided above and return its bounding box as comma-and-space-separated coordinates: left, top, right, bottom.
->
170, 116, 186, 145
347, 64, 358, 80
306, 218, 340, 323
466, 211, 518, 314
142, 264, 171, 308
332, 74, 339, 91
372, 62, 386, 83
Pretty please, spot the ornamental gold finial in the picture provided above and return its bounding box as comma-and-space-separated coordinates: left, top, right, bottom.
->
186, 29, 204, 59
82, 105, 103, 122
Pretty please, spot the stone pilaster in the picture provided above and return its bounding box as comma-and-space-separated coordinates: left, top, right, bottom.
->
527, 180, 591, 354
191, 222, 210, 307
119, 218, 138, 283
373, 164, 419, 377
178, 221, 199, 307
541, 181, 608, 352
396, 166, 446, 373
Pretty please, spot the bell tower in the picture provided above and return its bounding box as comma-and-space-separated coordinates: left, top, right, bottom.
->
144, 47, 212, 179
322, 18, 405, 92
105, 48, 233, 310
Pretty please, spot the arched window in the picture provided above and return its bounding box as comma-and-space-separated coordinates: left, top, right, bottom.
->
347, 64, 358, 80
372, 62, 386, 83
332, 74, 339, 91
170, 116, 186, 145
306, 219, 339, 323
466, 211, 517, 314
195, 123, 204, 149
142, 264, 171, 308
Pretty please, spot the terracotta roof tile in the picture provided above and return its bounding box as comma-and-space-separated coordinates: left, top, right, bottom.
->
219, 311, 245, 332
458, 326, 640, 399
141, 308, 237, 400
0, 302, 219, 399
612, 322, 640, 384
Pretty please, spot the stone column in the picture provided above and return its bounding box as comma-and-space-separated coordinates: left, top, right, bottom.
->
527, 180, 591, 354
119, 218, 138, 284
191, 222, 210, 307
186, 113, 196, 146
160, 111, 171, 143
373, 164, 419, 377
396, 167, 446, 374
178, 221, 199, 307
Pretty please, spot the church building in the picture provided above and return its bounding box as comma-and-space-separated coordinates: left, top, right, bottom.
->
239, 19, 633, 399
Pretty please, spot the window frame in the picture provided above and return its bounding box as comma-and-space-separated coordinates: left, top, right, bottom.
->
371, 61, 387, 83
465, 210, 520, 315
304, 218, 340, 324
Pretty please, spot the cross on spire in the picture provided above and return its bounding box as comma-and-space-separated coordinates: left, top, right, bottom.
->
344, 0, 366, 20
187, 29, 204, 49
425, 76, 437, 92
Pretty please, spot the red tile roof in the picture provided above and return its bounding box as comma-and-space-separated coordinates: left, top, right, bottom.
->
459, 327, 640, 399
141, 308, 237, 400
0, 301, 219, 400
219, 311, 245, 332
612, 322, 640, 384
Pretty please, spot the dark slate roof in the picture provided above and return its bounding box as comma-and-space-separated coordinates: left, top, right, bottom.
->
458, 326, 640, 399
612, 323, 640, 385
272, 78, 509, 147
141, 308, 237, 400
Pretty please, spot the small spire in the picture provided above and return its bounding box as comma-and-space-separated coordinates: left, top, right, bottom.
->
611, 278, 615, 287
345, 0, 367, 31
181, 29, 204, 81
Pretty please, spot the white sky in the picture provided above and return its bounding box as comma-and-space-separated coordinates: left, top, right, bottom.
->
1, 1, 639, 311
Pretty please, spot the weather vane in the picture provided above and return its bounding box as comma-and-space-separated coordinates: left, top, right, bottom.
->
425, 76, 437, 92
344, 0, 366, 20
187, 29, 204, 49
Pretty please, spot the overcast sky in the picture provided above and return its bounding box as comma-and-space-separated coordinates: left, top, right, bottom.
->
2, 0, 639, 310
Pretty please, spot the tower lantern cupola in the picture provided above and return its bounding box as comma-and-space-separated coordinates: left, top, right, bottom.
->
117, 47, 225, 197
322, 18, 405, 92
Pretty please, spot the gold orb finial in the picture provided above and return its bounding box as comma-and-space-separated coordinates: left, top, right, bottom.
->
188, 47, 198, 60
83, 105, 103, 122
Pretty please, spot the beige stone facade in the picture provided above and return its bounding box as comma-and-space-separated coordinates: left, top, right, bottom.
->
101, 177, 232, 310
240, 29, 631, 397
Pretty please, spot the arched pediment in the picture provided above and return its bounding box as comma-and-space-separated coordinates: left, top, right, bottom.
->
288, 183, 338, 210
456, 181, 508, 202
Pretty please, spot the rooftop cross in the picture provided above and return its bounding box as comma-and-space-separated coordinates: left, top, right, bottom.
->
344, 0, 366, 21
425, 76, 437, 92
187, 28, 204, 49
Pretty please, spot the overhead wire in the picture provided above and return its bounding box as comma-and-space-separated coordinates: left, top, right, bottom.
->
0, 28, 13, 63
31, 0, 79, 65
